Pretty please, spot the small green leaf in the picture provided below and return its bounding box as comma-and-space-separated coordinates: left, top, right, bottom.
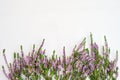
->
33, 44, 35, 49
14, 52, 16, 59
3, 49, 5, 53
90, 32, 93, 44
17, 53, 20, 59
20, 45, 23, 51
2, 66, 4, 69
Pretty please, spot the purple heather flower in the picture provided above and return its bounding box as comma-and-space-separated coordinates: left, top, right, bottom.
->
78, 65, 83, 72
35, 68, 40, 74
52, 61, 57, 69
87, 57, 95, 62
36, 62, 40, 66
2, 66, 9, 79
66, 57, 72, 65
34, 53, 38, 59
62, 47, 66, 67
66, 64, 72, 73
72, 45, 77, 52
38, 39, 45, 53
66, 58, 69, 64
8, 73, 13, 79
58, 65, 62, 71
89, 62, 95, 71
39, 50, 43, 54
104, 36, 108, 49
21, 52, 24, 58
108, 61, 116, 71
81, 51, 88, 61
76, 61, 80, 68
76, 38, 86, 51
91, 52, 96, 58
30, 63, 32, 66
91, 43, 98, 50
3, 52, 9, 70
82, 65, 88, 73
25, 56, 31, 64
43, 57, 48, 68
39, 49, 46, 55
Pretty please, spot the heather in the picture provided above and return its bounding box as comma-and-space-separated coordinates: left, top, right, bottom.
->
2, 34, 118, 80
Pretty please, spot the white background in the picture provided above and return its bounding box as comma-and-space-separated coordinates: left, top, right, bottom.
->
0, 0, 120, 79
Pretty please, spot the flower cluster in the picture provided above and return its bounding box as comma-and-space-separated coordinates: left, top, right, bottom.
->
2, 34, 118, 80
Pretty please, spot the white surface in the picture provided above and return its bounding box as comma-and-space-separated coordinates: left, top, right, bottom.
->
0, 0, 120, 79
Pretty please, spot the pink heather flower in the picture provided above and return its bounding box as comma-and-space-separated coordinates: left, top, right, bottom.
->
62, 47, 66, 67
78, 65, 82, 72
81, 52, 88, 61
86, 69, 91, 75
66, 58, 69, 64
52, 59, 58, 69
3, 53, 9, 70
76, 38, 86, 51
89, 62, 95, 71
66, 64, 72, 73
96, 60, 103, 69
21, 52, 24, 58
43, 49, 46, 54
87, 57, 95, 62
58, 65, 62, 71
82, 65, 88, 73
25, 56, 31, 64
39, 50, 43, 54
82, 66, 91, 75
66, 57, 72, 65
38, 39, 45, 51
53, 61, 57, 69
91, 52, 95, 58
34, 53, 38, 59
91, 43, 98, 50
8, 73, 13, 79
76, 60, 81, 66
35, 68, 40, 74
43, 57, 48, 68
72, 45, 77, 53
39, 49, 46, 55
108, 61, 116, 71
76, 61, 80, 68
36, 62, 40, 66
2, 66, 9, 79
104, 36, 108, 49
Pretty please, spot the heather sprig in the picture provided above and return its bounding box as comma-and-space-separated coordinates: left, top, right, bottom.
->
2, 34, 118, 80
